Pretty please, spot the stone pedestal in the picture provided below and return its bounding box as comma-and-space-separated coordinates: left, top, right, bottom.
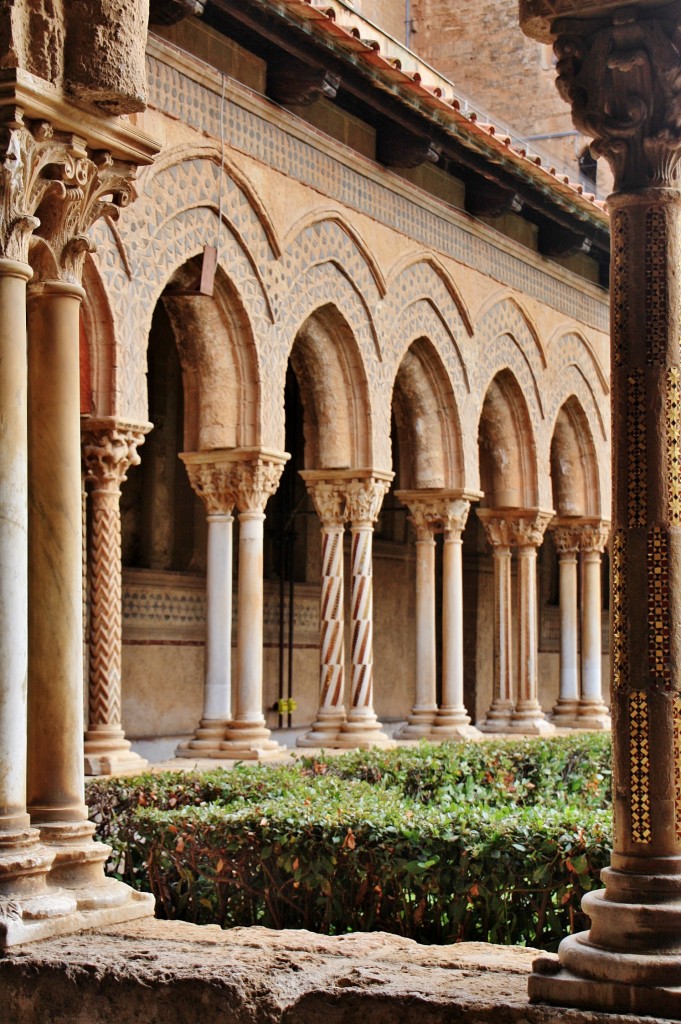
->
82, 421, 150, 776
520, 2, 681, 1015
297, 475, 348, 748
336, 473, 393, 749
220, 449, 289, 759
177, 453, 237, 758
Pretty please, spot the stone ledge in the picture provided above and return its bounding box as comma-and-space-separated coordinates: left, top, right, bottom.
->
0, 918, 673, 1024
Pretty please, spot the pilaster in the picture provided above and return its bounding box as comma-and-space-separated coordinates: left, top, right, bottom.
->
520, 1, 681, 1015
82, 418, 150, 776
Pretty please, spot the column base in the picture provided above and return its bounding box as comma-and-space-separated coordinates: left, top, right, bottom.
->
393, 707, 437, 740
220, 721, 286, 759
175, 719, 231, 758
335, 714, 394, 749
549, 697, 580, 726
507, 702, 556, 735
429, 718, 483, 741
478, 701, 514, 732
0, 827, 78, 950
576, 700, 611, 730
530, 936, 681, 1018
84, 726, 149, 777
296, 709, 345, 748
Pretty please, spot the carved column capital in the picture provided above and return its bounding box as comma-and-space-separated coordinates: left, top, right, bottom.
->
344, 474, 392, 526
577, 517, 611, 554
82, 419, 149, 504
522, 3, 681, 190
183, 447, 289, 516
396, 489, 475, 539
300, 474, 346, 526
551, 518, 584, 554
33, 145, 137, 285
478, 508, 554, 548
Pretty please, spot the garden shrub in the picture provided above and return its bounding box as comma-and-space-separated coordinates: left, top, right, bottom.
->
86, 733, 612, 950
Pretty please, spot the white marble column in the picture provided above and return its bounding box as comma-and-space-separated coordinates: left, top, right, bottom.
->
432, 497, 481, 739
82, 420, 150, 776
221, 448, 289, 759
577, 519, 610, 729
177, 453, 238, 757
508, 510, 555, 734
550, 522, 582, 726
336, 473, 393, 749
297, 475, 348, 748
477, 511, 515, 731
394, 493, 439, 739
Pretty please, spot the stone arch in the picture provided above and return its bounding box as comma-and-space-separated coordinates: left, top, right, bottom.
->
391, 337, 465, 490
384, 252, 474, 338
281, 210, 386, 300
478, 370, 538, 509
289, 304, 372, 470
80, 253, 117, 418
550, 396, 601, 518
160, 257, 262, 452
475, 292, 547, 369
88, 153, 276, 423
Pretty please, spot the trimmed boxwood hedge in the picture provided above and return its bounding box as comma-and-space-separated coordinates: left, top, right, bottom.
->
86, 733, 612, 950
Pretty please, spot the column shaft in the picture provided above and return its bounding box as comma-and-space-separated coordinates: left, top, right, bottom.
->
479, 543, 514, 730
577, 541, 610, 727
553, 549, 580, 723
510, 544, 553, 732
204, 513, 233, 721
395, 527, 437, 738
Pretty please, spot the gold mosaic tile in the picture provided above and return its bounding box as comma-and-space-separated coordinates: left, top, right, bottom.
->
668, 367, 681, 525
627, 370, 647, 527
648, 526, 671, 688
612, 211, 629, 368
646, 208, 667, 366
674, 695, 681, 842
630, 689, 652, 844
612, 529, 628, 691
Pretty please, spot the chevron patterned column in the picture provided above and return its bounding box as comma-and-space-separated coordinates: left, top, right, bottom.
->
297, 475, 347, 748
82, 420, 150, 776
336, 472, 393, 749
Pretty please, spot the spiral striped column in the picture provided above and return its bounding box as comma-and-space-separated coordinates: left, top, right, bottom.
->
337, 474, 392, 748
298, 475, 346, 747
82, 422, 149, 776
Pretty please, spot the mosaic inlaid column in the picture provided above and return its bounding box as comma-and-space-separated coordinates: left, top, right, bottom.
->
25, 147, 153, 928
177, 452, 237, 758
82, 420, 149, 776
336, 473, 393, 749
577, 519, 611, 730
297, 475, 347, 748
521, 2, 681, 1015
432, 495, 481, 739
550, 521, 582, 726
393, 492, 439, 739
221, 448, 289, 759
477, 511, 515, 731
508, 510, 555, 735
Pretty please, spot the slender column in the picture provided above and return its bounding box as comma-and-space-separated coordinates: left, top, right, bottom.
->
82, 420, 150, 776
336, 473, 393, 749
297, 476, 347, 748
432, 499, 481, 739
550, 522, 582, 726
477, 512, 515, 731
25, 143, 153, 927
176, 453, 237, 757
394, 497, 438, 739
508, 510, 555, 735
577, 519, 611, 729
221, 448, 289, 759
520, 2, 681, 1015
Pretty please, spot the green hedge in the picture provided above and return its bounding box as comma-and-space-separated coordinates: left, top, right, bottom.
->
86, 733, 612, 950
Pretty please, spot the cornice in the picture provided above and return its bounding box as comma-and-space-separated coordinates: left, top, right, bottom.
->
520, 0, 681, 42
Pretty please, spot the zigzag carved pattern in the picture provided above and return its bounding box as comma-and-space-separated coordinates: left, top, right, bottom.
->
88, 500, 123, 728
350, 529, 373, 709
319, 526, 345, 708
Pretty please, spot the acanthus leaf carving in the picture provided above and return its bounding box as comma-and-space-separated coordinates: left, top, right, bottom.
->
344, 478, 391, 525
305, 480, 346, 525
82, 423, 148, 506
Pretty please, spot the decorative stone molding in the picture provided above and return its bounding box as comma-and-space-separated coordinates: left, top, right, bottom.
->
82, 419, 150, 776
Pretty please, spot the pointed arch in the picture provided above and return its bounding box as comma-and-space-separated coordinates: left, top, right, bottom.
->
281, 209, 387, 299
474, 291, 547, 369
385, 252, 474, 336
478, 369, 538, 508
550, 396, 601, 518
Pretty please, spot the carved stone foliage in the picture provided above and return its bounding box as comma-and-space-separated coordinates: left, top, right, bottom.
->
82, 423, 147, 501
182, 461, 237, 517
183, 451, 288, 515
552, 7, 681, 189
479, 508, 553, 548
304, 480, 346, 526
344, 478, 391, 525
397, 492, 471, 539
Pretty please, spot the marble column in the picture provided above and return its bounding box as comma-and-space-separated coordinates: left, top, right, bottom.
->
521, 1, 681, 1015
82, 420, 150, 776
508, 510, 555, 735
432, 497, 481, 739
221, 448, 289, 759
577, 519, 611, 730
177, 452, 237, 758
336, 473, 393, 749
477, 511, 515, 731
394, 494, 438, 739
297, 474, 348, 748
550, 521, 582, 726
25, 146, 153, 930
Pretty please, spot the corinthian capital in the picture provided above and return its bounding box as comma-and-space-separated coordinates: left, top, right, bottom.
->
523, 3, 681, 189
344, 475, 392, 525
82, 420, 150, 496
396, 489, 474, 539
478, 508, 554, 548
182, 458, 237, 517
33, 145, 136, 284
301, 477, 346, 526
183, 447, 289, 515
